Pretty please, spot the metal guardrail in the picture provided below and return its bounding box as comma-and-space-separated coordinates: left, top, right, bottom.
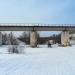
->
0, 23, 75, 26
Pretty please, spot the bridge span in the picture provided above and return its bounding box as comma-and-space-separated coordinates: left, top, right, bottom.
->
0, 23, 75, 47
0, 24, 75, 31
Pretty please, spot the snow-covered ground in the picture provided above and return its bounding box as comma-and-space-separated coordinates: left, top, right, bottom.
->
0, 45, 75, 75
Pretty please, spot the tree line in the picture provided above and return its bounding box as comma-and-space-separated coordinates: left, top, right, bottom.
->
1, 32, 61, 45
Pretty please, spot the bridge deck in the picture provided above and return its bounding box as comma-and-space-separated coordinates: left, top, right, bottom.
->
0, 24, 75, 31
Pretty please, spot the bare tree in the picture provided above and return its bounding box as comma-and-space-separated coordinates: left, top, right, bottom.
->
18, 31, 30, 44
0, 32, 2, 45
2, 33, 8, 45
8, 32, 25, 54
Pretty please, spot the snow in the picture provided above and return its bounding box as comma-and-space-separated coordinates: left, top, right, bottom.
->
0, 45, 75, 75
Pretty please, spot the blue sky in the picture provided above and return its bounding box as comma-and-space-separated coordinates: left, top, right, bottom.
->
0, 0, 75, 36
0, 0, 75, 24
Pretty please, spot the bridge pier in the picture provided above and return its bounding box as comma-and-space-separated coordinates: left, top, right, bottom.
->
30, 31, 37, 47
61, 31, 70, 46
0, 32, 2, 45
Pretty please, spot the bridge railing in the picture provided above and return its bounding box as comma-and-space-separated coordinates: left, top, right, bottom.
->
0, 23, 75, 26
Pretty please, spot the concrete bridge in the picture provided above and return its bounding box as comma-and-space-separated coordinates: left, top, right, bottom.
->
0, 23, 75, 47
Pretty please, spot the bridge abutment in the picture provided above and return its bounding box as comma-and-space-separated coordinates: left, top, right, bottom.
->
61, 31, 70, 46
30, 31, 37, 47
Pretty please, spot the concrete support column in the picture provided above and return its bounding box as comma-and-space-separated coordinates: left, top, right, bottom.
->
0, 32, 2, 45
61, 31, 70, 46
30, 31, 37, 47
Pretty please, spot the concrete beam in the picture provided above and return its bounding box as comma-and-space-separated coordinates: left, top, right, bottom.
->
61, 31, 70, 46
30, 31, 37, 47
0, 25, 75, 31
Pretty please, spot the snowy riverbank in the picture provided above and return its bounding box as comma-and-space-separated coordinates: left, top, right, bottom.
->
0, 45, 75, 75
